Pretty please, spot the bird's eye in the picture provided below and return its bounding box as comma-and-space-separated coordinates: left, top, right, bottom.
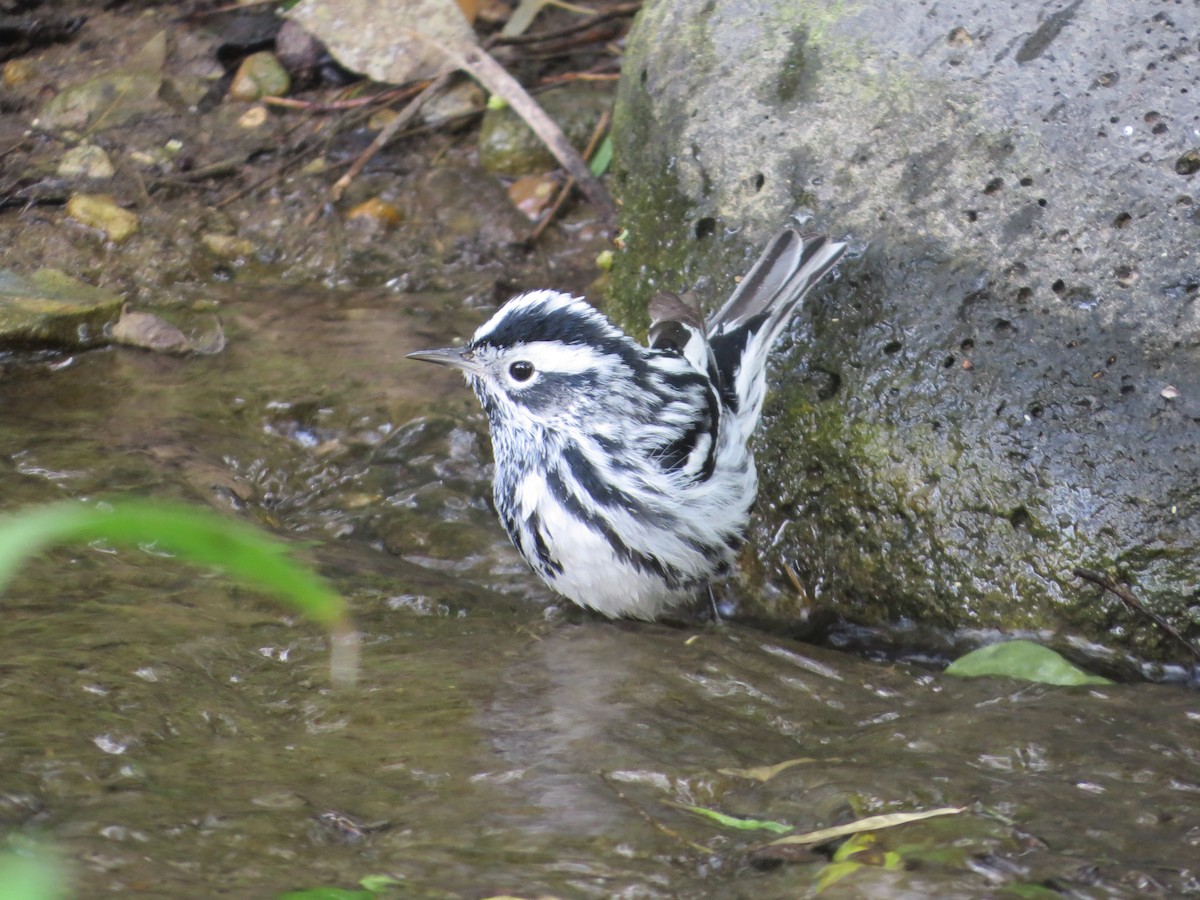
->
508, 360, 535, 382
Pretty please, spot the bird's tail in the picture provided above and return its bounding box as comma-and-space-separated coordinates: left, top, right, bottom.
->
706, 227, 846, 441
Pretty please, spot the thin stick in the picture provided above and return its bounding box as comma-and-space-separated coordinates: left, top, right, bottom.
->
215, 138, 317, 210
451, 42, 615, 220
1073, 567, 1200, 660
261, 86, 416, 112
528, 107, 610, 242
0, 138, 26, 160
541, 72, 621, 84
328, 72, 454, 203
597, 771, 714, 856
495, 2, 642, 45
182, 0, 276, 17
215, 112, 330, 209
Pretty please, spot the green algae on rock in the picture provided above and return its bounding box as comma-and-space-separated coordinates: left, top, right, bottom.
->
478, 83, 614, 176
610, 0, 1200, 658
0, 269, 122, 349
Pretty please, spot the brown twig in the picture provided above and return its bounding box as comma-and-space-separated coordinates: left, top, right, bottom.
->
782, 562, 810, 606
0, 138, 27, 160
493, 2, 642, 45
176, 157, 246, 181
597, 771, 714, 856
1073, 567, 1200, 660
528, 107, 610, 242
450, 41, 615, 221
507, 27, 630, 59
215, 134, 323, 210
326, 71, 455, 206
540, 71, 622, 85
180, 0, 276, 18
261, 85, 418, 112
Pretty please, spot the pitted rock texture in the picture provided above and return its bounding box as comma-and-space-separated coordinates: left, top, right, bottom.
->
611, 0, 1199, 657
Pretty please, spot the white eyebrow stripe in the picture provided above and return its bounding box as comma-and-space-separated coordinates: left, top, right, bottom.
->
512, 341, 610, 375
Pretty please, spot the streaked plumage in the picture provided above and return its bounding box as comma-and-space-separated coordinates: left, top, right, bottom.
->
408, 227, 846, 619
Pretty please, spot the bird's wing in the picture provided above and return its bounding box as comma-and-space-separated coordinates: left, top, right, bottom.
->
707, 228, 841, 331
648, 290, 710, 371
644, 292, 724, 482
706, 227, 846, 443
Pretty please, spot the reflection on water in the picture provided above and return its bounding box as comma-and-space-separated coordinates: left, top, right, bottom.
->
0, 284, 1197, 896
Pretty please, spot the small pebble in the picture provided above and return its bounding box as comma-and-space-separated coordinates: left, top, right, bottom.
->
2, 58, 34, 87
229, 51, 291, 101
66, 193, 139, 242
346, 197, 403, 228
201, 233, 256, 259
58, 144, 116, 180
238, 105, 269, 128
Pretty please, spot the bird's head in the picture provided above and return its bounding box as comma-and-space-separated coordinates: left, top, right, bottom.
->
407, 291, 647, 433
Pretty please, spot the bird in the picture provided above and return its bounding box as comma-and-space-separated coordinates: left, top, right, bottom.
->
407, 225, 846, 620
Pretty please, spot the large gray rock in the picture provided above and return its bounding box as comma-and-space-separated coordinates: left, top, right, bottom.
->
610, 0, 1200, 657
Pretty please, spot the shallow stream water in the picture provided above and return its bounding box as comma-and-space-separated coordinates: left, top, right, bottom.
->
1, 282, 1198, 897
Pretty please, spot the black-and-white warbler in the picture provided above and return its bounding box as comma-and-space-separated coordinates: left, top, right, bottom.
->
408, 226, 846, 619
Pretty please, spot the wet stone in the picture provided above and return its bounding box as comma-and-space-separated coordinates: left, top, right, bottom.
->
57, 144, 116, 181
37, 71, 166, 133
612, 0, 1200, 656
0, 268, 122, 348
65, 193, 139, 243
421, 80, 486, 130
478, 82, 614, 176
229, 51, 291, 101
36, 31, 171, 134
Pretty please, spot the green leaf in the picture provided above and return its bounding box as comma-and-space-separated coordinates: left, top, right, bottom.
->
684, 805, 792, 833
358, 875, 404, 892
0, 845, 67, 900
588, 134, 613, 177
945, 640, 1111, 685
276, 890, 374, 900
831, 832, 877, 862
0, 500, 356, 684
0, 500, 344, 626
814, 859, 863, 892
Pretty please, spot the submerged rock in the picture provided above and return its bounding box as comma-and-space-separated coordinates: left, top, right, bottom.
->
36, 30, 171, 133
66, 193, 139, 243
478, 83, 613, 175
0, 269, 122, 348
57, 144, 116, 181
612, 0, 1200, 657
229, 51, 291, 101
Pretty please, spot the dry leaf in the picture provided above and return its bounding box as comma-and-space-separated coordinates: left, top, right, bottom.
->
286, 0, 613, 218
718, 758, 820, 782
767, 807, 966, 847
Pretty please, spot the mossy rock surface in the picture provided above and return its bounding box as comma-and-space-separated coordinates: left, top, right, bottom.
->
0, 269, 122, 348
611, 0, 1200, 657
478, 83, 615, 176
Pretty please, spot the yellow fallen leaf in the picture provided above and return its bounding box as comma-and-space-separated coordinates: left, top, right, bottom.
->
718, 757, 820, 782
768, 806, 966, 847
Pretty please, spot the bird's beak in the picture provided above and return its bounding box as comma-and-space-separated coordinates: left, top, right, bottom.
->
406, 346, 478, 372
